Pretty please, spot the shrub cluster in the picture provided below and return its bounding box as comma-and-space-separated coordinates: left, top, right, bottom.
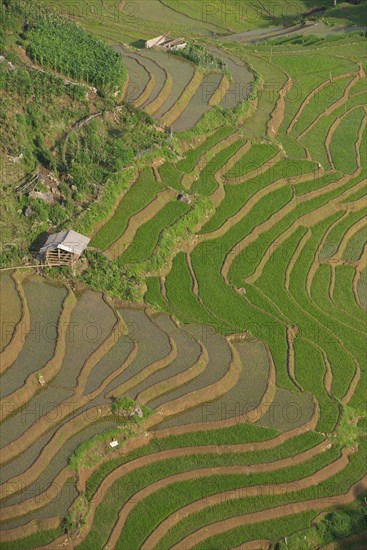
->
78, 250, 142, 301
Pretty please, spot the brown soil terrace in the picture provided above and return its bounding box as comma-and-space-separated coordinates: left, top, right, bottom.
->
268, 75, 293, 138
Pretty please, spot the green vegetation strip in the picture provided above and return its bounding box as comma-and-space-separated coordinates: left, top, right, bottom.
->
0, 528, 63, 550
119, 202, 189, 265
192, 140, 245, 196
79, 431, 324, 549
225, 143, 280, 181
25, 3, 126, 91
176, 126, 235, 174
152, 440, 367, 550
330, 107, 366, 174
115, 447, 340, 550
91, 168, 163, 250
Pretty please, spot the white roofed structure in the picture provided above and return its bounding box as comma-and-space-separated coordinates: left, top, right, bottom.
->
145, 35, 187, 52
40, 230, 90, 266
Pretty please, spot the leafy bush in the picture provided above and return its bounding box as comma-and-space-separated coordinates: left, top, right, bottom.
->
111, 396, 152, 421
316, 508, 367, 544
0, 245, 29, 269
62, 495, 89, 536
65, 108, 167, 202
78, 250, 142, 301
172, 41, 226, 73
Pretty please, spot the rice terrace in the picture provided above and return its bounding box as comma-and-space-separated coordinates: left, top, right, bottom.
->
0, 0, 367, 548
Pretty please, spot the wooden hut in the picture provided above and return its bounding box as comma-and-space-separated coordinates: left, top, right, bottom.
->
39, 230, 90, 266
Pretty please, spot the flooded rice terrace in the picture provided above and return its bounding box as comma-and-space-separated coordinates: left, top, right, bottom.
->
112, 44, 254, 131
0, 273, 314, 529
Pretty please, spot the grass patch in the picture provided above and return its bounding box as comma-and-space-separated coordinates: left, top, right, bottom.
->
225, 142, 280, 181
124, 447, 340, 550
330, 107, 365, 174
0, 528, 63, 550
159, 162, 184, 191
176, 126, 235, 174
192, 140, 246, 196
119, 202, 189, 264
91, 167, 163, 250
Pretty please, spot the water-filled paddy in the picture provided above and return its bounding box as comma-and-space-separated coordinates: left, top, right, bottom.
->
130, 314, 202, 400
112, 46, 150, 102
173, 72, 223, 132
148, 324, 231, 410
0, 290, 116, 447
154, 339, 270, 429
100, 308, 171, 396
0, 276, 67, 398
208, 47, 254, 110
0, 480, 77, 530
0, 274, 320, 534
256, 388, 315, 431
0, 273, 22, 351
0, 420, 116, 514
145, 51, 195, 119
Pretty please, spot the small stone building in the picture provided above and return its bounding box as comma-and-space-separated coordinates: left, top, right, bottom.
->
39, 230, 90, 266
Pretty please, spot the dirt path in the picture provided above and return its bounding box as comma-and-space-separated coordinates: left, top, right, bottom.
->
198, 167, 320, 249
342, 362, 361, 405
0, 340, 138, 498
0, 271, 30, 375
306, 211, 348, 299
220, 186, 297, 283
286, 326, 302, 392
323, 351, 334, 396
90, 170, 138, 241
145, 72, 173, 116
105, 189, 176, 261
105, 440, 331, 550
169, 469, 366, 550
0, 516, 61, 543
325, 106, 365, 171
151, 345, 276, 437
1, 286, 77, 421
244, 163, 363, 286
183, 130, 243, 190
285, 228, 311, 291
205, 140, 252, 211
331, 215, 367, 262
145, 447, 353, 550
268, 76, 293, 137
0, 468, 74, 521
147, 341, 242, 427
132, 57, 156, 109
